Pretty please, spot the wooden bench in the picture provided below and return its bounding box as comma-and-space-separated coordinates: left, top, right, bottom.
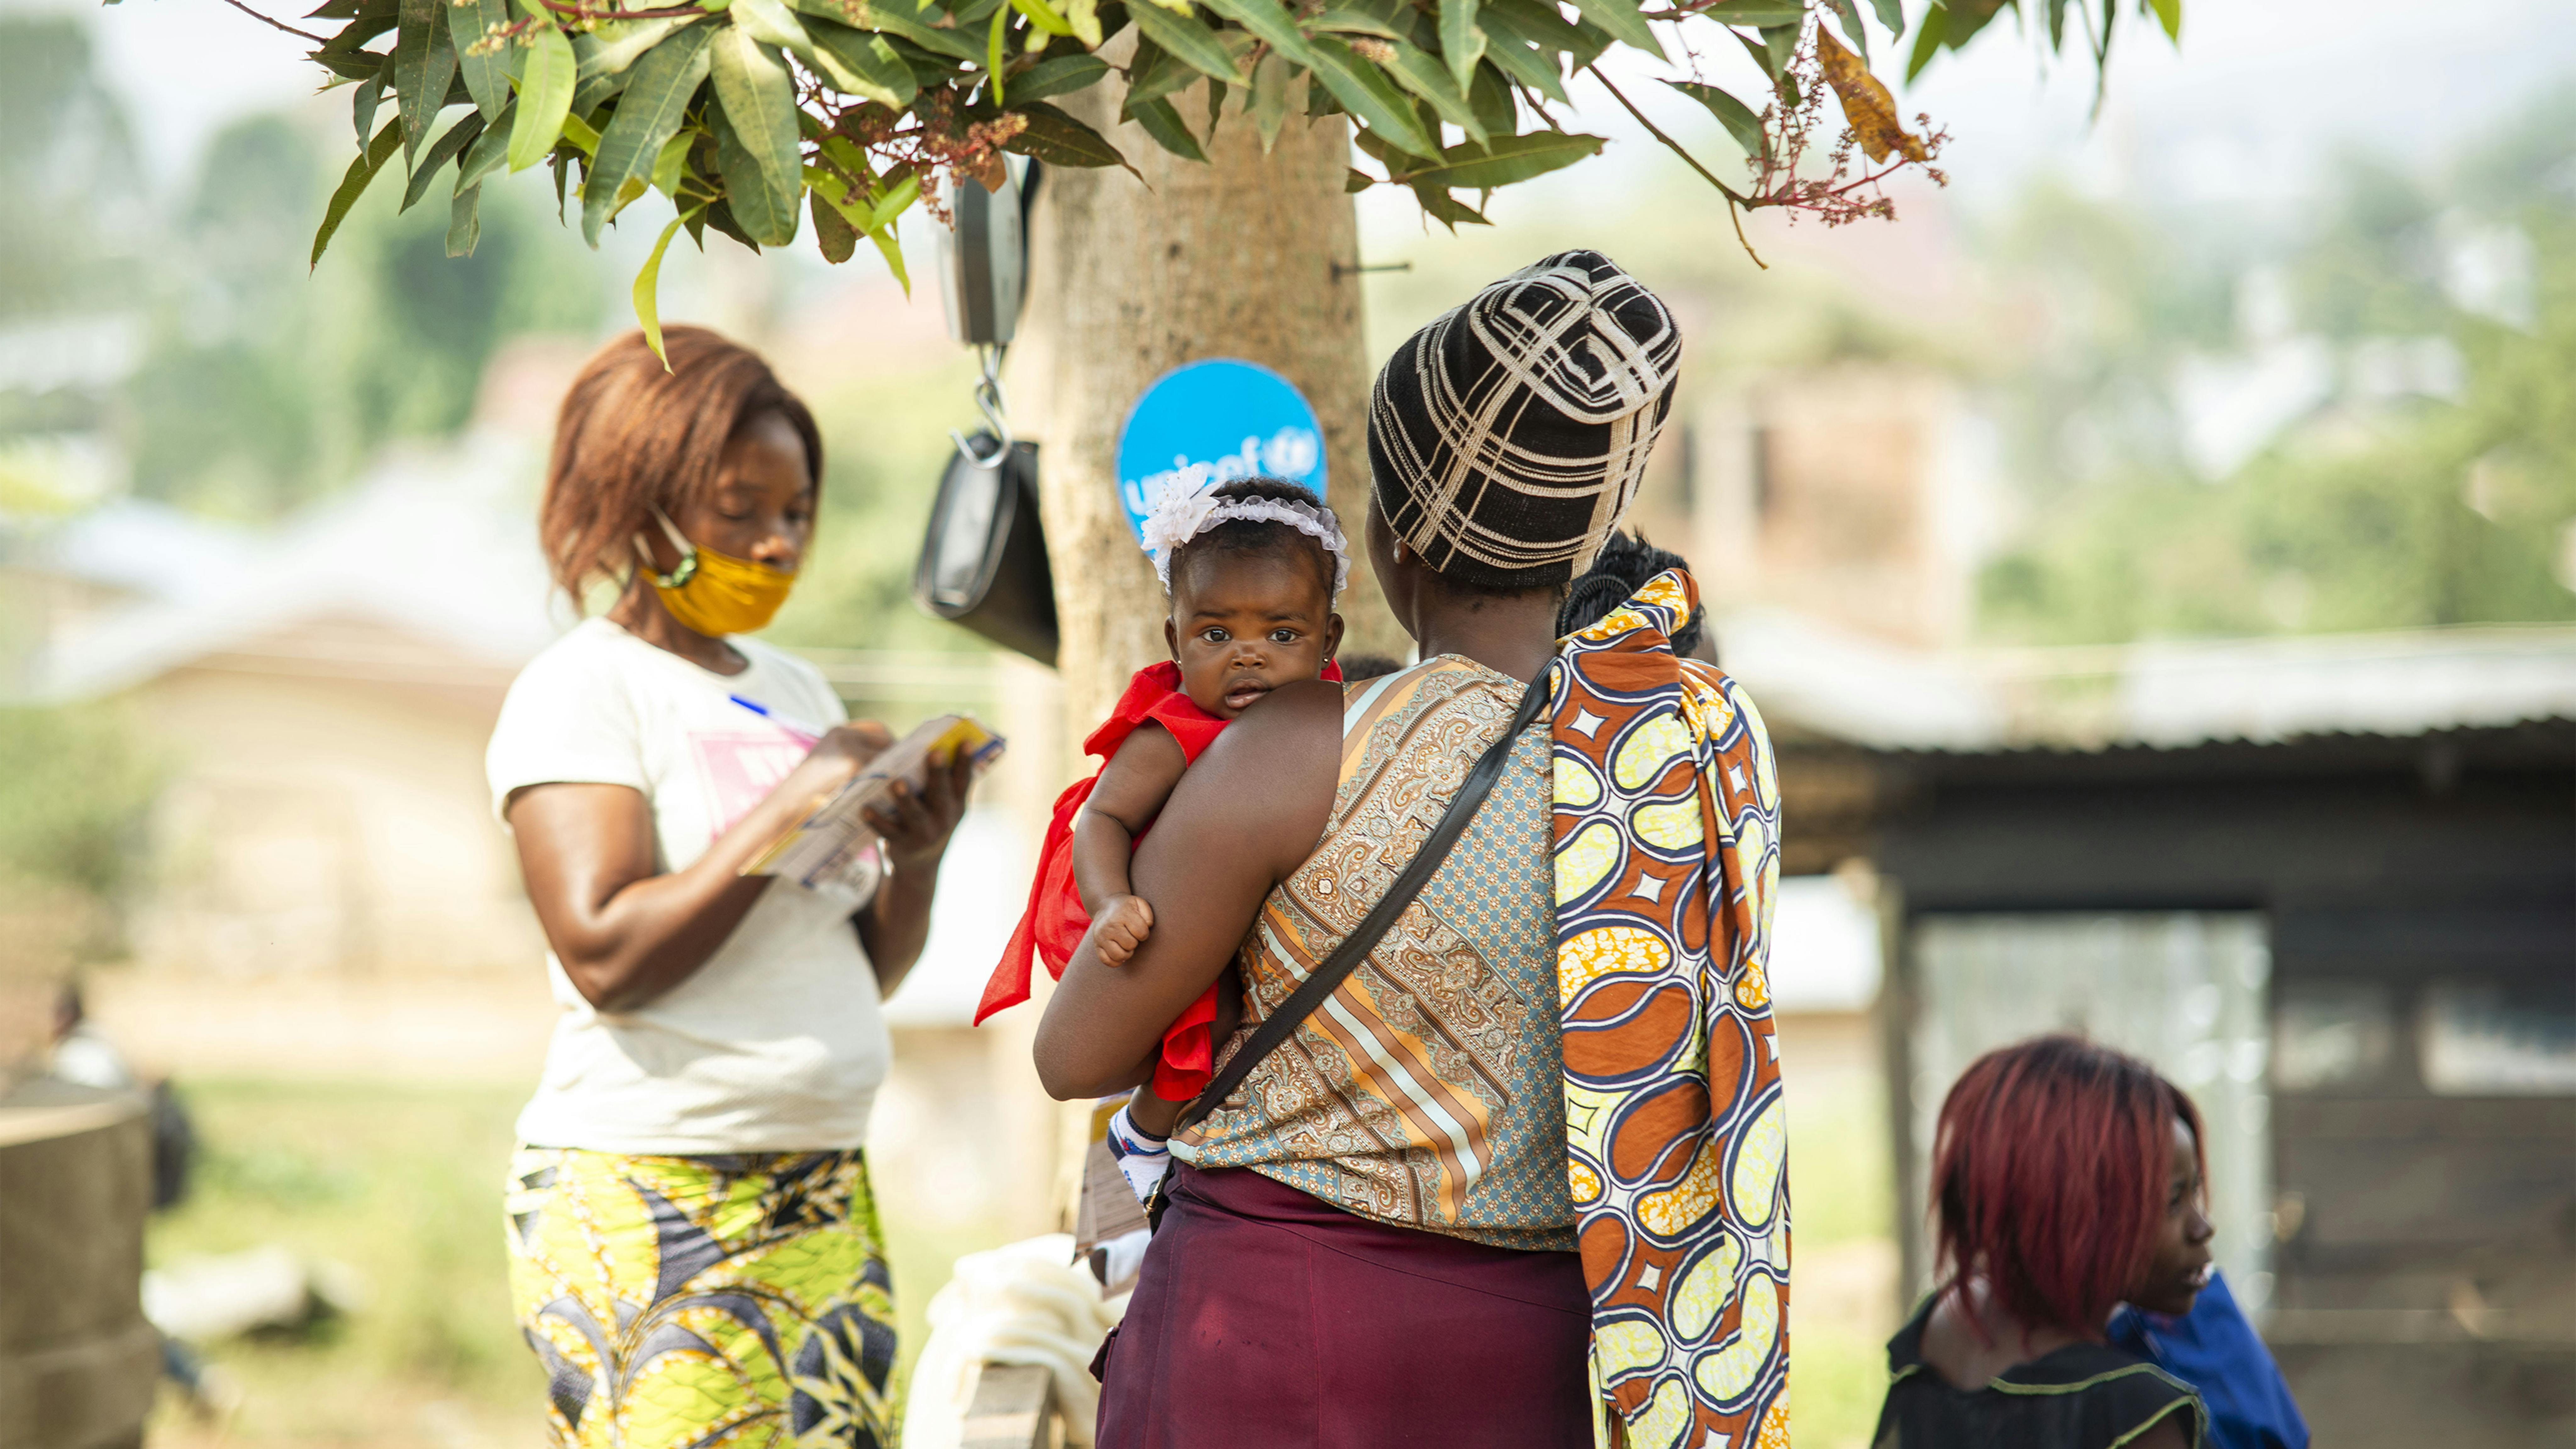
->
959, 1361, 1062, 1449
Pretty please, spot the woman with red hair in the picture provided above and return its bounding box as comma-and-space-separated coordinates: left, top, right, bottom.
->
1874, 1035, 2216, 1448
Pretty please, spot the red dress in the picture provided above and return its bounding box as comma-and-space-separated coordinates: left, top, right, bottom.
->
975, 660, 1335, 1101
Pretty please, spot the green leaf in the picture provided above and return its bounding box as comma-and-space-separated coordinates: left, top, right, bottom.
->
1126, 38, 1200, 105
1382, 127, 1599, 188
1304, 34, 1438, 157
582, 16, 701, 79
1668, 79, 1763, 159
1697, 0, 1803, 23
1733, 24, 1777, 77
1307, 5, 1407, 39
1438, 0, 1483, 92
2147, 0, 2181, 42
354, 50, 393, 146
316, 45, 393, 83
867, 219, 908, 291
732, 0, 815, 52
812, 185, 859, 261
1196, 0, 1318, 69
1760, 20, 1797, 75
1009, 0, 1075, 35
313, 117, 403, 267
401, 110, 484, 209
1124, 95, 1206, 160
1828, 0, 1866, 58
447, 181, 483, 255
794, 0, 989, 62
806, 17, 922, 105
394, 0, 457, 161
507, 14, 576, 171
1250, 50, 1292, 152
710, 27, 802, 245
1003, 99, 1132, 169
1009, 52, 1108, 101
1468, 59, 1513, 138
457, 97, 516, 189
1408, 176, 1487, 227
1902, 1, 1943, 81
1375, 33, 1485, 145
450, 0, 515, 119
1563, 0, 1658, 59
582, 21, 714, 244
986, 2, 1010, 100
632, 208, 699, 365
650, 129, 695, 194
1467, 5, 1568, 102
1868, 0, 1902, 39
1065, 0, 1102, 46
1128, 3, 1245, 86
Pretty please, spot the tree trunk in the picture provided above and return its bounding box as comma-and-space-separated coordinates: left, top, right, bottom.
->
1014, 78, 1400, 732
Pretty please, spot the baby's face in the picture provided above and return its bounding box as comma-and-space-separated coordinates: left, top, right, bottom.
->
1166, 551, 1340, 718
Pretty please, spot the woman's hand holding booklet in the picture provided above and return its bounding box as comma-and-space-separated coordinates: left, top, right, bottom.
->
744, 715, 1004, 893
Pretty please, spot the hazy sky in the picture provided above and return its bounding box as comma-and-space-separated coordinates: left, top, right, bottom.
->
35, 0, 2569, 200
17, 0, 2573, 314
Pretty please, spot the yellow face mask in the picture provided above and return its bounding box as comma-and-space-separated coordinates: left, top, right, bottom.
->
635, 506, 797, 637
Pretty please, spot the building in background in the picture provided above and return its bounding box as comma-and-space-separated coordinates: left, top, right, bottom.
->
1729, 619, 2576, 1448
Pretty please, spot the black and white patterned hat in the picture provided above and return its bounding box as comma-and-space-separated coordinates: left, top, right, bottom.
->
1368, 250, 1681, 590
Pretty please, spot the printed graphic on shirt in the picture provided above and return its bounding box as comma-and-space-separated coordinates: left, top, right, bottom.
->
693, 729, 815, 840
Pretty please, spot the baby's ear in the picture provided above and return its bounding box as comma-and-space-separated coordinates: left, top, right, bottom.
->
1324, 610, 1346, 659
1163, 614, 1180, 659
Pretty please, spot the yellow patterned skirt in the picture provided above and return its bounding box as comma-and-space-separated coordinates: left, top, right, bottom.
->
503, 1146, 898, 1448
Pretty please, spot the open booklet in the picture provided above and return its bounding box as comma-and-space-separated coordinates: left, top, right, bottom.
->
743, 714, 1005, 894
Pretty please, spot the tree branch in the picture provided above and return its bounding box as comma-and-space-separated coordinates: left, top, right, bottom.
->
1585, 65, 1748, 205
221, 0, 326, 44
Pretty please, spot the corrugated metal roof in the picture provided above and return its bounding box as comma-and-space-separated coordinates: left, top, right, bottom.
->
1717, 609, 2576, 753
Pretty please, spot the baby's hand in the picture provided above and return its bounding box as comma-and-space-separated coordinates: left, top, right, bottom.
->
1094, 895, 1155, 966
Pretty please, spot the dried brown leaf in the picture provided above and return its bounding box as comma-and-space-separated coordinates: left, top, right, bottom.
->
1815, 26, 1924, 164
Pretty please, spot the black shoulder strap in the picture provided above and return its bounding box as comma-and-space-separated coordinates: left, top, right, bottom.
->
1171, 668, 1552, 1137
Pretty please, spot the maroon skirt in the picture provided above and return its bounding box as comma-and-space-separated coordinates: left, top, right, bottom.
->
1094, 1165, 1593, 1449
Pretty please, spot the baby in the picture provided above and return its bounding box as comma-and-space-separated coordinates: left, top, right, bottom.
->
977, 477, 1349, 1198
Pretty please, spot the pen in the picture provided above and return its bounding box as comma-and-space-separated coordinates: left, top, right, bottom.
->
729, 694, 822, 740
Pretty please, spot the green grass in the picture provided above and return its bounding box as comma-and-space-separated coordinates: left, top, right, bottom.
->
146, 1079, 539, 1446
146, 1079, 1019, 1446
1785, 1067, 1902, 1449
146, 1072, 1899, 1446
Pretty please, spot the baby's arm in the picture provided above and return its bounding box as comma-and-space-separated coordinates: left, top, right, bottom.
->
1073, 724, 1188, 966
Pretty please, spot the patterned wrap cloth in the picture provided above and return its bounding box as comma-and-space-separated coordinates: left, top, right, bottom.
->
504, 1146, 899, 1448
1552, 569, 1789, 1449
1174, 654, 1580, 1252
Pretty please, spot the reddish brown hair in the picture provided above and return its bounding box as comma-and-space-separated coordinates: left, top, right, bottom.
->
1930, 1034, 2205, 1336
539, 326, 823, 608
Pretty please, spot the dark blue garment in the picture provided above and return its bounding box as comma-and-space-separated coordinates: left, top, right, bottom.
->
2108, 1272, 2308, 1449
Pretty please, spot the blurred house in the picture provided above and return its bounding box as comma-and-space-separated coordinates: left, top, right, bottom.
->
9, 435, 563, 979
1, 428, 1068, 1235
1727, 618, 2576, 1449
1660, 358, 2573, 1442
1682, 363, 2006, 651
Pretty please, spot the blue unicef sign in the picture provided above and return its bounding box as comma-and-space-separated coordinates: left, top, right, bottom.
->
1115, 359, 1325, 542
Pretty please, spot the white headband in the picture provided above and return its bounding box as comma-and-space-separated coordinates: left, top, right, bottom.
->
1140, 484, 1350, 597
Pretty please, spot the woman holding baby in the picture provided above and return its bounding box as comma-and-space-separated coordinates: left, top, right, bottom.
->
1034, 253, 1790, 1449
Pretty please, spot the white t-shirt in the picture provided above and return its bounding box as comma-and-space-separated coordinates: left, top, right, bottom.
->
486, 617, 891, 1154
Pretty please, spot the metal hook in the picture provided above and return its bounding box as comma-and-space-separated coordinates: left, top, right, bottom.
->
948, 344, 1014, 470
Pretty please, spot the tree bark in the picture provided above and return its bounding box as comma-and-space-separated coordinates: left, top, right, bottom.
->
1013, 78, 1400, 732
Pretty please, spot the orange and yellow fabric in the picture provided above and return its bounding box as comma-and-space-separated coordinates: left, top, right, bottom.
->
1551, 568, 1789, 1449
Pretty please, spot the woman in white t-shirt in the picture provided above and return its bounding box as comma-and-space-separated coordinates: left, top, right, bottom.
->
486, 326, 970, 1448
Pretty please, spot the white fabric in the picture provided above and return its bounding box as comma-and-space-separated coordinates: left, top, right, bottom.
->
1140, 485, 1350, 596
486, 617, 891, 1154
901, 1234, 1127, 1449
